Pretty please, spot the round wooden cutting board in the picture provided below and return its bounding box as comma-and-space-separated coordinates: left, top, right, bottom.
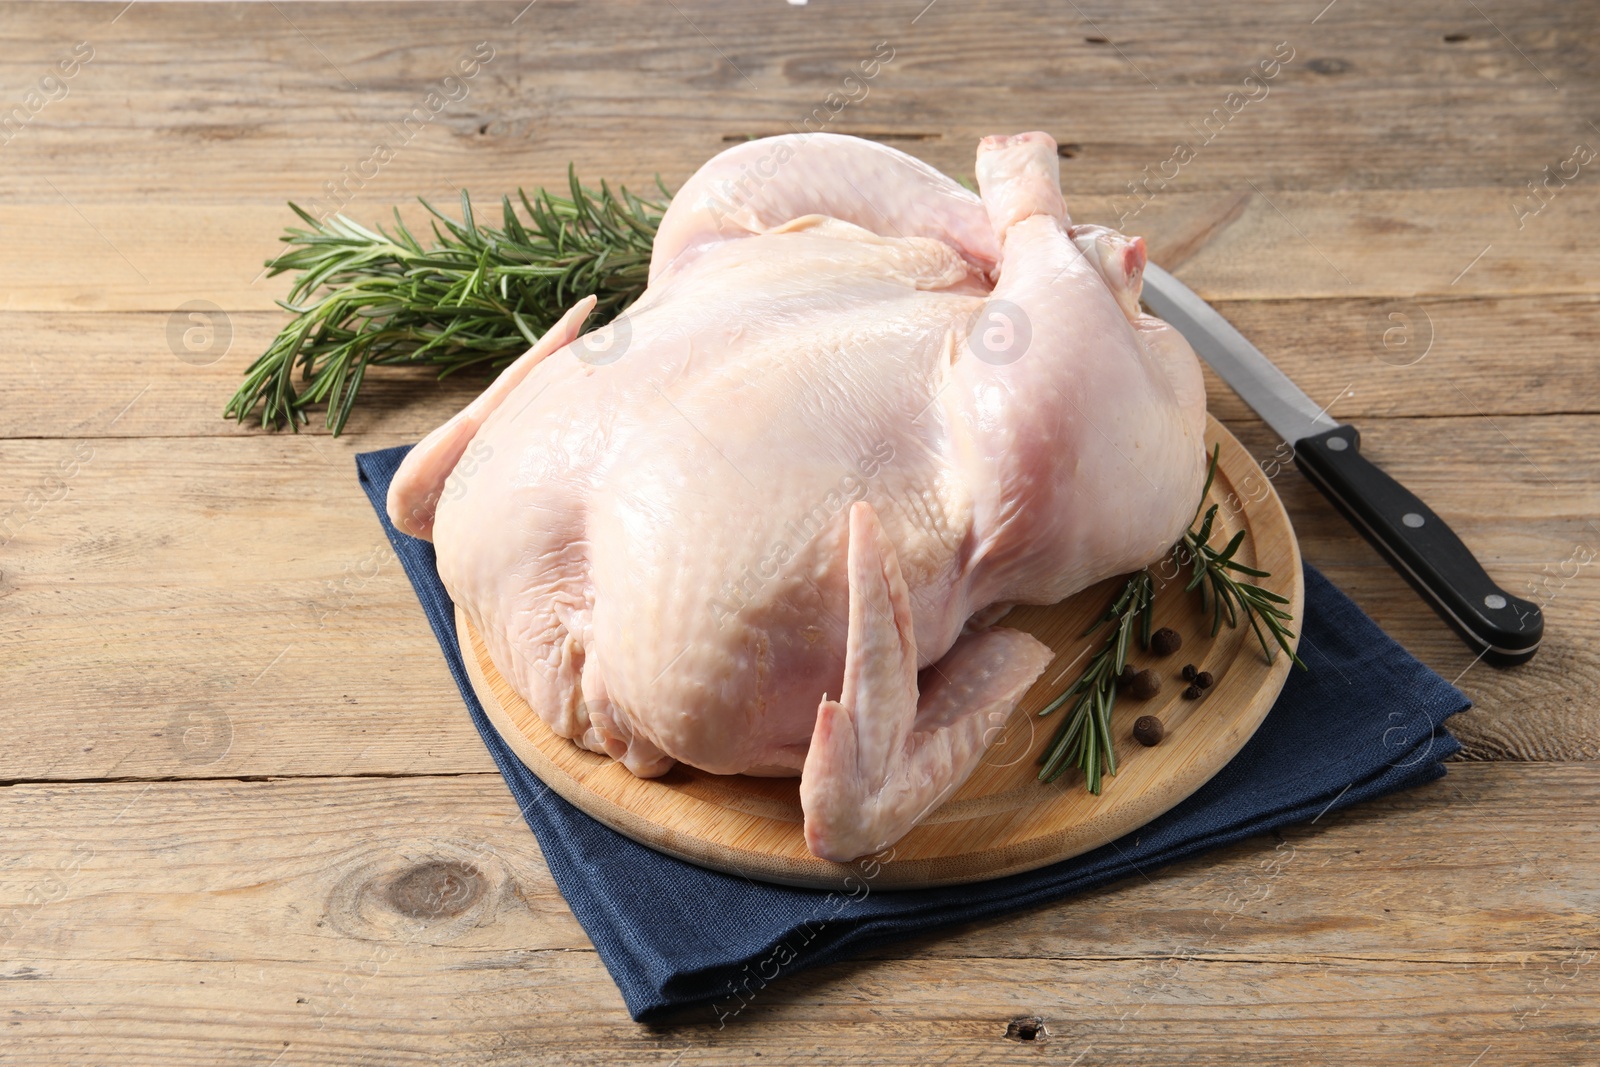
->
458, 415, 1302, 890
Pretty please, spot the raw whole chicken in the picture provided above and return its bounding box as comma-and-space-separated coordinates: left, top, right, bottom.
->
388, 132, 1207, 862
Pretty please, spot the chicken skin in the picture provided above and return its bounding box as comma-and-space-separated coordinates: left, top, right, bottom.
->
388, 132, 1206, 861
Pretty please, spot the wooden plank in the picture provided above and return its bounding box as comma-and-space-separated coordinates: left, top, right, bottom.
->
0, 3, 1592, 307
0, 764, 1593, 1063
4, 294, 1598, 443
2, 414, 1594, 783
1195, 293, 1600, 422
0, 1, 1594, 203
4, 185, 1598, 313
0, 431, 488, 782
4, 953, 1592, 1065
0, 309, 488, 439
0, 311, 486, 439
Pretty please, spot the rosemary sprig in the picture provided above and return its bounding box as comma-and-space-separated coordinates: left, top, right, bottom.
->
225, 169, 668, 435
1039, 445, 1304, 792
1183, 445, 1306, 670
1037, 570, 1153, 790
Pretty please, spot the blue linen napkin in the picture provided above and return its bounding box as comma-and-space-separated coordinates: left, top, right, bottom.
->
356, 445, 1468, 1022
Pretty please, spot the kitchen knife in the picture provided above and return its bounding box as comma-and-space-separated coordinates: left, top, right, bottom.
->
1141, 262, 1542, 665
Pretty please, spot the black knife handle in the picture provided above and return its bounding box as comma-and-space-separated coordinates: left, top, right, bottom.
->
1294, 425, 1542, 665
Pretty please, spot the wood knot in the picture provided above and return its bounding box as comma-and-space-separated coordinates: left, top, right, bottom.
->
1306, 57, 1352, 75
385, 861, 485, 920
1005, 1015, 1048, 1042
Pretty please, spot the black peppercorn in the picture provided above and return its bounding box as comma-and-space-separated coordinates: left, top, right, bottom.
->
1130, 669, 1161, 700
1183, 684, 1202, 700
1117, 664, 1138, 687
1150, 627, 1182, 656
1181, 663, 1198, 682
1195, 670, 1214, 689
1133, 715, 1164, 746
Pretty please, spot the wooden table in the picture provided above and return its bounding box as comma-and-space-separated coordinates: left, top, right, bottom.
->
3, 2, 1596, 1062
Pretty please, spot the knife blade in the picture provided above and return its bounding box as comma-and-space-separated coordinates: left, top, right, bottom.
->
1141, 262, 1542, 665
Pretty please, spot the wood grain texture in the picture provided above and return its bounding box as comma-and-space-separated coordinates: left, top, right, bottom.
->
0, 0, 1594, 314
460, 418, 1302, 888
6, 187, 1600, 312
1, 0, 1596, 1060
0, 0, 1595, 203
0, 764, 1594, 1063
